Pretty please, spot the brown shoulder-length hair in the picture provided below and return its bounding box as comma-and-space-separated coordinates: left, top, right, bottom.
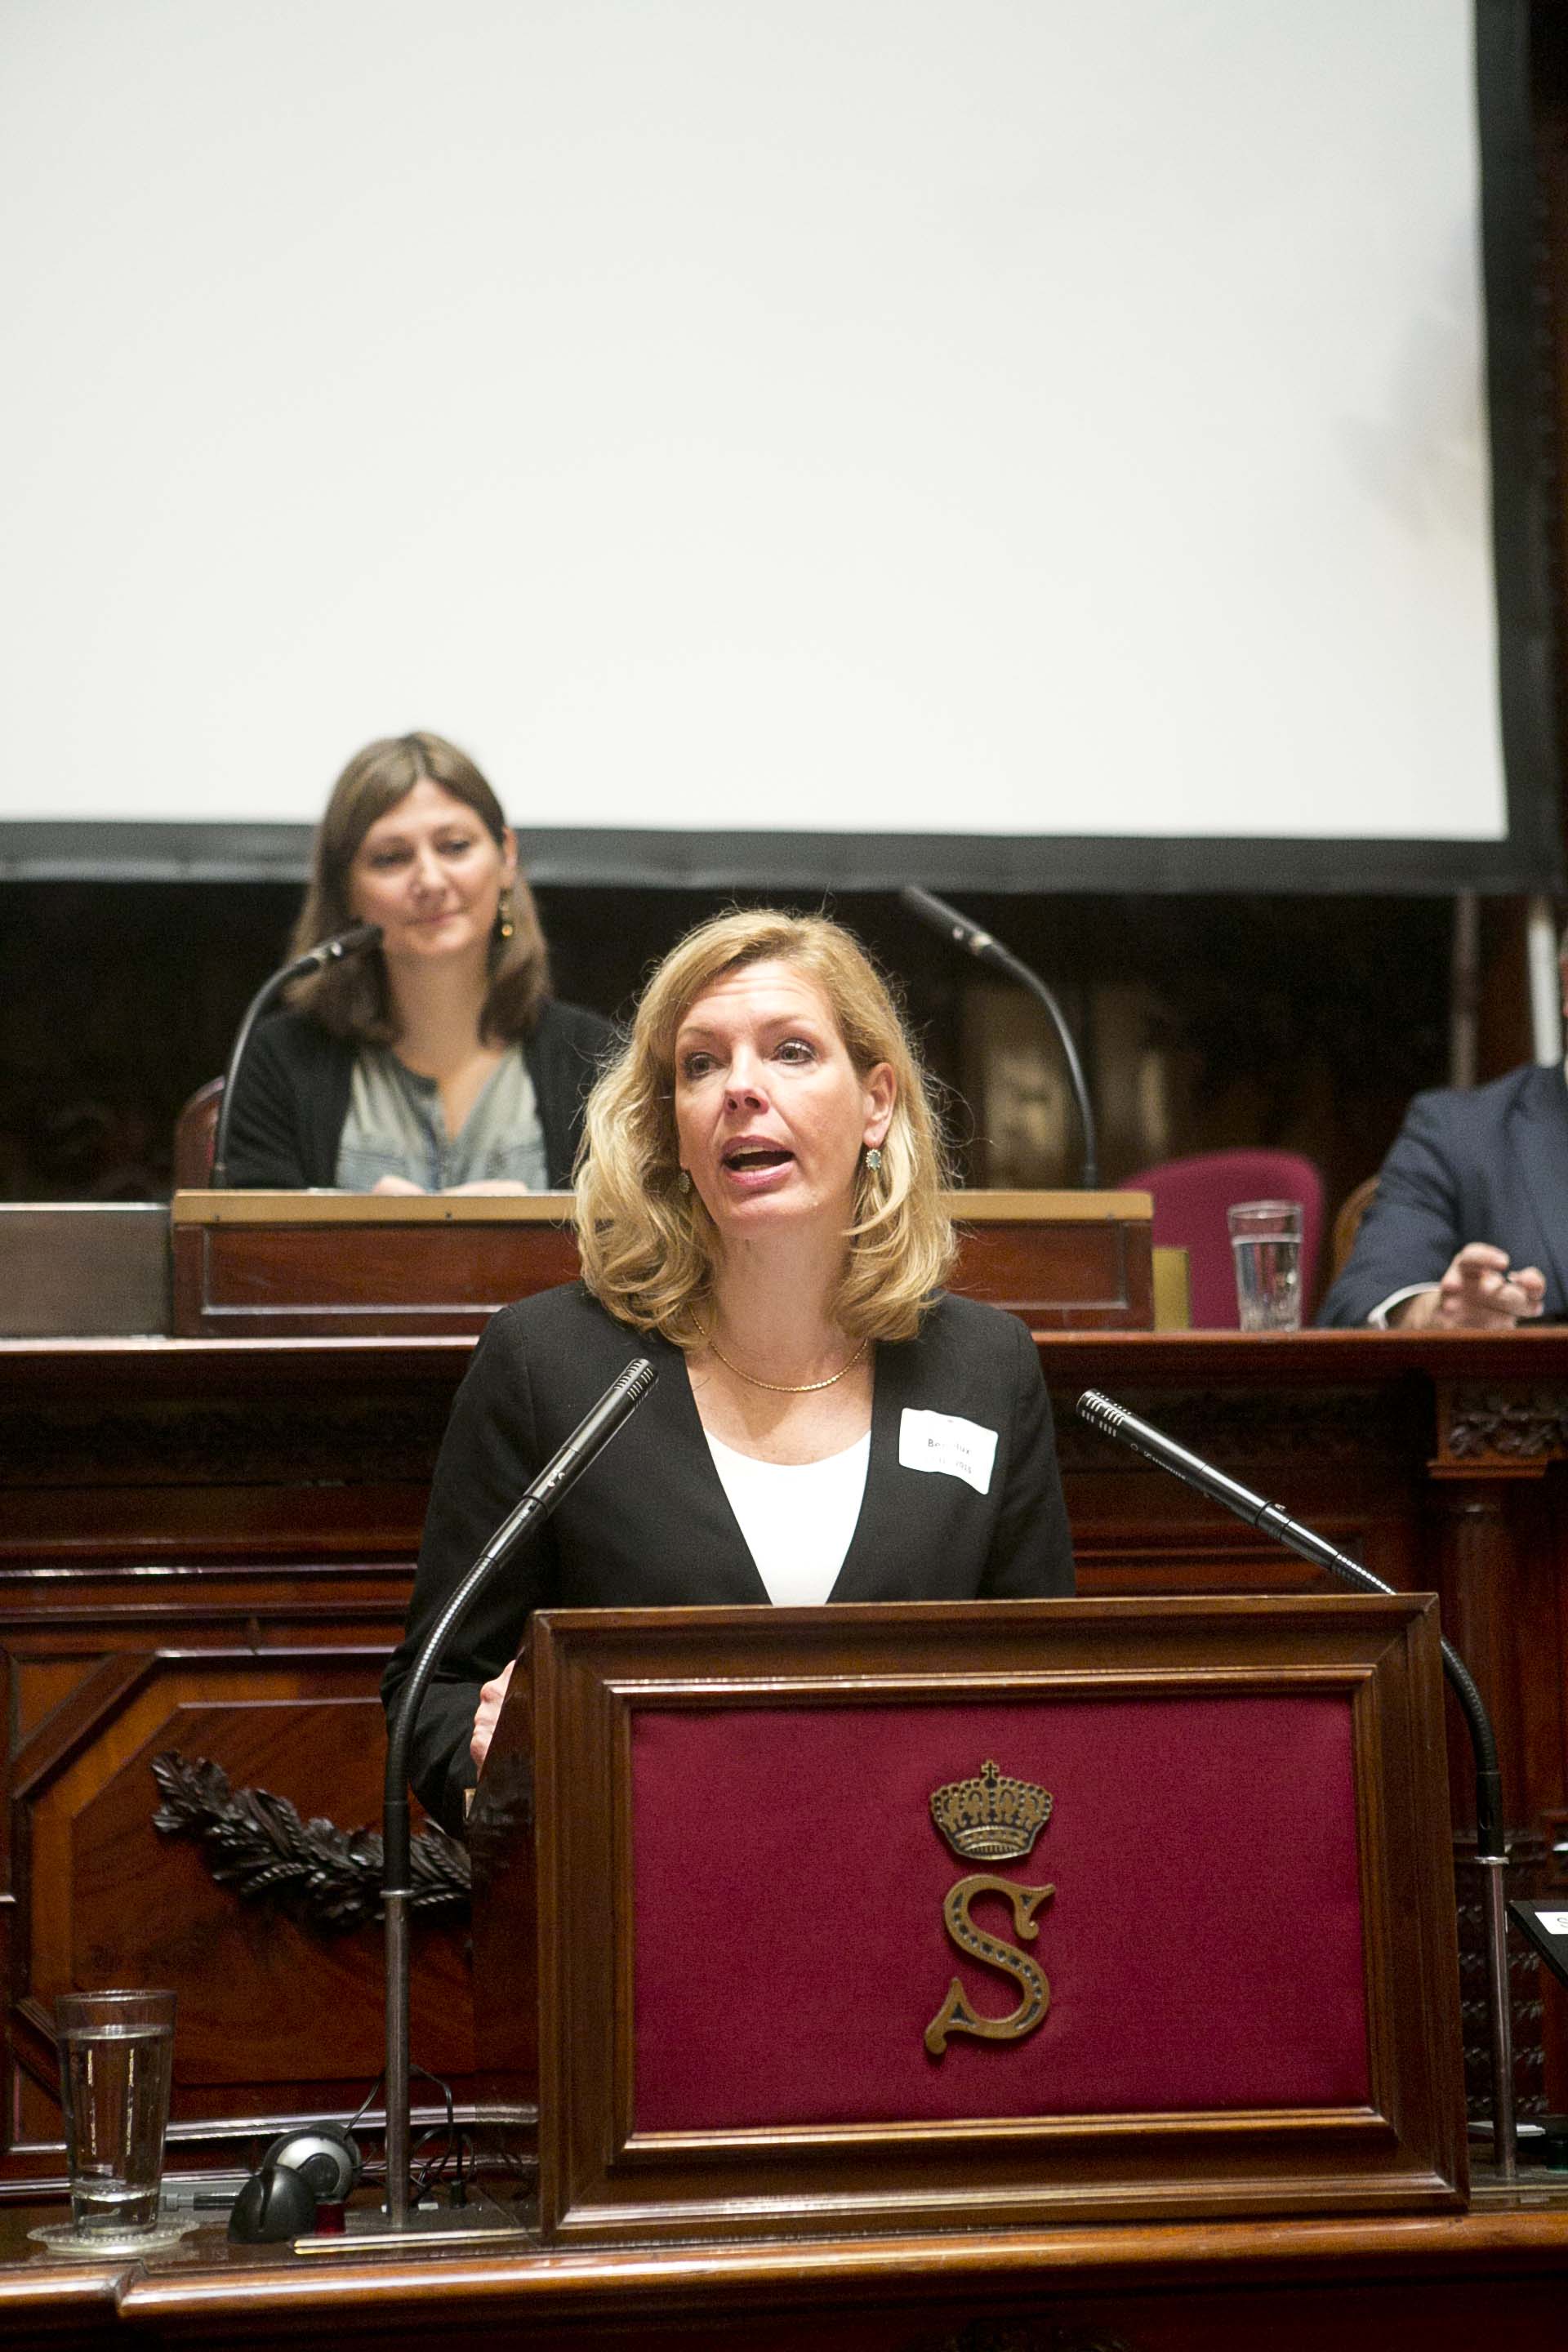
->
287, 732, 551, 1045
574, 908, 956, 1348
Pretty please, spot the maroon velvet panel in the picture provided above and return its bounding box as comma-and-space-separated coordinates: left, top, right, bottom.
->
629, 1695, 1367, 2132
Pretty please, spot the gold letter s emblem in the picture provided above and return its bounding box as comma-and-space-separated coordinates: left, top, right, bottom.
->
924, 1874, 1054, 2056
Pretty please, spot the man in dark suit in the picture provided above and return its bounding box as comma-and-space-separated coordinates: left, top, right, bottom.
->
1318, 939, 1567, 1330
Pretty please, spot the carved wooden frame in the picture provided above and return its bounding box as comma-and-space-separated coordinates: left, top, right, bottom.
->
516, 1595, 1466, 2244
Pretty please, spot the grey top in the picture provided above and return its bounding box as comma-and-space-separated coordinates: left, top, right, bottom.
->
335, 1045, 550, 1193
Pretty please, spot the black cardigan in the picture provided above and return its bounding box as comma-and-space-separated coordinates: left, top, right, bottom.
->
222, 1000, 615, 1191
382, 1284, 1076, 1830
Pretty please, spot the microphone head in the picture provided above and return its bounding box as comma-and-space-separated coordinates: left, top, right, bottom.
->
292, 922, 382, 977
901, 882, 964, 935
324, 922, 382, 960
900, 884, 996, 963
1076, 1389, 1126, 1439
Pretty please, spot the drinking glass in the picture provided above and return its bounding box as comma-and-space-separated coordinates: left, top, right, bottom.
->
1227, 1200, 1303, 1333
56, 1989, 176, 2241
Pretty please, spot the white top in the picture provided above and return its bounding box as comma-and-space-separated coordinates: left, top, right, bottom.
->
704, 1429, 871, 1606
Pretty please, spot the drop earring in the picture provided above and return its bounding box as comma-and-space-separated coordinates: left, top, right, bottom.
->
864, 1146, 884, 1174
678, 1169, 692, 1193
497, 889, 515, 942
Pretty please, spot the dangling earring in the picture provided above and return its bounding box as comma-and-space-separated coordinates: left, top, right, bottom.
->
677, 1169, 692, 1193
864, 1146, 884, 1174
497, 889, 515, 942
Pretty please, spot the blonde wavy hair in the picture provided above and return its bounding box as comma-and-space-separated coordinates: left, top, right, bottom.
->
574, 910, 956, 1348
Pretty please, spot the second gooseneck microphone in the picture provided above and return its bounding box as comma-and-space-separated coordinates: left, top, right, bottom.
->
1076, 1383, 1515, 2175
1074, 1388, 1504, 1856
210, 923, 382, 1187
902, 884, 1098, 1189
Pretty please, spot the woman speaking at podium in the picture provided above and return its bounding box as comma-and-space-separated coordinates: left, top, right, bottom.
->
384, 908, 1075, 1832
223, 732, 612, 1193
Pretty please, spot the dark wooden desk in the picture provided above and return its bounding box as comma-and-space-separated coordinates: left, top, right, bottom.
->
3, 2191, 1568, 2350
3, 1330, 1567, 2196
167, 1187, 1156, 1336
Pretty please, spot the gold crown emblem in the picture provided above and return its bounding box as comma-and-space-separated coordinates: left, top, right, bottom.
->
929, 1758, 1052, 1860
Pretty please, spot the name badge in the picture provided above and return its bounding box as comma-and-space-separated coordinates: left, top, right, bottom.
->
898, 1409, 998, 1496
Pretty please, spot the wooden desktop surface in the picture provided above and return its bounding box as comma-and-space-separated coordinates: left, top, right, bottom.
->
5, 2191, 1568, 2349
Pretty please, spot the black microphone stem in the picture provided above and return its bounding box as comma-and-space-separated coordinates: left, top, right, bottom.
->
901, 885, 1098, 1187
209, 924, 381, 1187
1004, 956, 1098, 1191
1077, 1388, 1516, 2177
380, 1355, 657, 2230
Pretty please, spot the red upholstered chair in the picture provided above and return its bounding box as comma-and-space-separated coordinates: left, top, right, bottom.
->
1120, 1149, 1325, 1329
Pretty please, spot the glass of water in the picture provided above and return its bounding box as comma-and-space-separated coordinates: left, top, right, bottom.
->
1227, 1200, 1303, 1333
56, 1989, 176, 2240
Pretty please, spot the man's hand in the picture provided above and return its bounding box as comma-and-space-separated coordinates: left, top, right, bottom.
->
1392, 1242, 1546, 1330
372, 1174, 427, 1196
470, 1659, 516, 1773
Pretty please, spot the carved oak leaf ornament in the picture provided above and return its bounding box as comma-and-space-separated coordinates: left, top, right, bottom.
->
150, 1751, 470, 1933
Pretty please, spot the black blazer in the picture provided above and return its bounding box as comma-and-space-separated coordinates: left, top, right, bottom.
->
1318, 1062, 1568, 1326
223, 999, 614, 1191
383, 1284, 1076, 1829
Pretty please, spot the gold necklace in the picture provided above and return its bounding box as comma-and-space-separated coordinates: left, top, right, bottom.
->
706, 1331, 869, 1394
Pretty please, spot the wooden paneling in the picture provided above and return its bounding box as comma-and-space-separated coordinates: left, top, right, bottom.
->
167, 1191, 1155, 1338
173, 1204, 581, 1337
7, 1649, 471, 2180
3, 1327, 1568, 2194
950, 1194, 1154, 1328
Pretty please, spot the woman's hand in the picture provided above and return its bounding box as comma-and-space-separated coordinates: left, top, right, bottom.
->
1392, 1242, 1546, 1330
470, 1659, 516, 1774
372, 1174, 428, 1196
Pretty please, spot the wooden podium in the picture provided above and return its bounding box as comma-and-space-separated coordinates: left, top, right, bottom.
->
470, 1593, 1466, 2246
169, 1187, 1156, 1337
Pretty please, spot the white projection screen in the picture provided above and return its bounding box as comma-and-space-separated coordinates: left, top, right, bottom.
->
0, 0, 1557, 892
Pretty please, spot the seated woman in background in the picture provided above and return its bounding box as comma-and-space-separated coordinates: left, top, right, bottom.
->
383, 906, 1075, 1833
224, 732, 612, 1192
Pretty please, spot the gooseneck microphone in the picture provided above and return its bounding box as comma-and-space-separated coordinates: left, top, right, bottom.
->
1077, 1387, 1516, 2176
901, 885, 1098, 1189
209, 924, 382, 1187
379, 1354, 658, 2233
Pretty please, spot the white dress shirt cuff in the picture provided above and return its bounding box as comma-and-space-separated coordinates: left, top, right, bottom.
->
1367, 1284, 1438, 1330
